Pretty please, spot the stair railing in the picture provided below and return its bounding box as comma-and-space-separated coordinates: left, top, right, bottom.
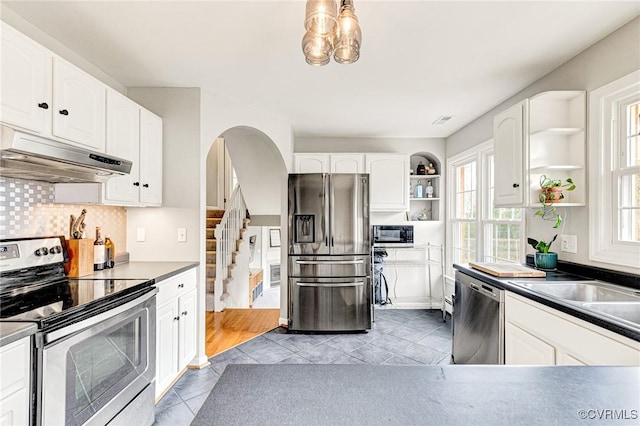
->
214, 184, 247, 303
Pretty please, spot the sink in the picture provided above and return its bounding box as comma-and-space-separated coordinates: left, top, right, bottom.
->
510, 281, 640, 303
582, 302, 640, 325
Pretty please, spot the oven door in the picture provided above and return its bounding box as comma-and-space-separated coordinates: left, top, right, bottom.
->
40, 289, 156, 426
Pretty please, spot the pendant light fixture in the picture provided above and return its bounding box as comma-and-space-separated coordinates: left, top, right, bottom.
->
302, 0, 362, 66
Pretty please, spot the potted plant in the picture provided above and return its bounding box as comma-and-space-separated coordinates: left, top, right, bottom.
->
527, 235, 558, 269
534, 175, 576, 228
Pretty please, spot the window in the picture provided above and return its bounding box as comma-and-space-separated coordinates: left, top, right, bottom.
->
589, 70, 640, 268
447, 141, 524, 274
484, 154, 523, 263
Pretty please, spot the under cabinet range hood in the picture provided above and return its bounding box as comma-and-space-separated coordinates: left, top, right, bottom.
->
0, 125, 132, 183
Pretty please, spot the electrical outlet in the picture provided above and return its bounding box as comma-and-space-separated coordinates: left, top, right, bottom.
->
177, 228, 187, 242
136, 228, 146, 242
560, 234, 577, 253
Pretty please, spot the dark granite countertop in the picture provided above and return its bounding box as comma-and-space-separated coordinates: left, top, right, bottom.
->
453, 263, 640, 342
0, 321, 36, 347
193, 364, 640, 426
80, 261, 199, 283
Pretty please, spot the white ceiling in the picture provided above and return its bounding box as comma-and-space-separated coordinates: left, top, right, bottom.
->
4, 1, 639, 138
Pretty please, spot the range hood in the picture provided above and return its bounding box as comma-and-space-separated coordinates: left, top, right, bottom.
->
0, 125, 132, 183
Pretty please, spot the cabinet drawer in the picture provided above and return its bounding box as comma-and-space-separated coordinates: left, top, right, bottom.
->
156, 268, 197, 306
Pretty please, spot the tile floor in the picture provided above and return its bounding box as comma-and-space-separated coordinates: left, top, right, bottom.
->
153, 308, 452, 425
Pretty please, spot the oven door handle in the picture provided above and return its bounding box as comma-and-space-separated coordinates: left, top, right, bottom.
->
44, 288, 157, 344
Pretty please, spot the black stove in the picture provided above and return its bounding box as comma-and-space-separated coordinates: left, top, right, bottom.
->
0, 236, 154, 330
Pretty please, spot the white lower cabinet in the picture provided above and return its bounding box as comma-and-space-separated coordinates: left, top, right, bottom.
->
505, 292, 640, 365
0, 336, 31, 425
155, 268, 197, 399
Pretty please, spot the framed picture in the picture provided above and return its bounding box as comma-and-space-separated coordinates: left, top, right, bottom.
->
269, 228, 281, 247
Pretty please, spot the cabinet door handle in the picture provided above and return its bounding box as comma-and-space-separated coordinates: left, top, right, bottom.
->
133, 182, 140, 186
59, 109, 69, 116
512, 183, 520, 188
178, 283, 184, 288
173, 316, 180, 321
143, 183, 149, 188
38, 102, 49, 109
182, 311, 188, 316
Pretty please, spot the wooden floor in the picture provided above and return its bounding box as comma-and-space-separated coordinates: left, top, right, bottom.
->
205, 309, 280, 358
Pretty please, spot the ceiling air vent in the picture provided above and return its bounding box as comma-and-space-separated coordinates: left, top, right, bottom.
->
432, 116, 453, 125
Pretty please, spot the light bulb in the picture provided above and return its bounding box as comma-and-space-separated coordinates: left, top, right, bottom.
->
333, 3, 361, 64
304, 0, 338, 36
302, 31, 331, 66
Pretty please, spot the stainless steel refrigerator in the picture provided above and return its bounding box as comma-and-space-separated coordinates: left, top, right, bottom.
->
288, 173, 371, 332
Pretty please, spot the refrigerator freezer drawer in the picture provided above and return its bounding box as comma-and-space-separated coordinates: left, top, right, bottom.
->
288, 277, 371, 331
289, 255, 371, 278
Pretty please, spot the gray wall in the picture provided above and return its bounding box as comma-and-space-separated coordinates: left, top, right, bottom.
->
447, 16, 640, 157
126, 88, 202, 262
445, 16, 640, 274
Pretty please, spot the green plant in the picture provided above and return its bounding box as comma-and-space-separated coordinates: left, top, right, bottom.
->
539, 175, 576, 190
534, 175, 576, 228
527, 235, 557, 253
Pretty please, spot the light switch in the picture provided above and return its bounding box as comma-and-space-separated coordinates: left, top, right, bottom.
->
136, 228, 146, 242
560, 234, 577, 253
177, 228, 187, 242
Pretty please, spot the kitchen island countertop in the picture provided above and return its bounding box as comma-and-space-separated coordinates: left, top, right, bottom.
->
82, 261, 199, 283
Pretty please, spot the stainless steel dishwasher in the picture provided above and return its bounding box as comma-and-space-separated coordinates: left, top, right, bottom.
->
452, 271, 505, 364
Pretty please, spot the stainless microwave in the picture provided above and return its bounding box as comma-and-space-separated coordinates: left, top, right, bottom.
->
372, 225, 414, 247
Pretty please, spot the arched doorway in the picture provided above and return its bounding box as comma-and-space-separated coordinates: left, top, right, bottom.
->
204, 126, 288, 357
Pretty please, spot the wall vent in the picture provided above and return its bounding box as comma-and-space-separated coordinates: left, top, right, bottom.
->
432, 116, 453, 125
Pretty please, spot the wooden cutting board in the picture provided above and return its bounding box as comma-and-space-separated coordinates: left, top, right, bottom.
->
469, 262, 546, 277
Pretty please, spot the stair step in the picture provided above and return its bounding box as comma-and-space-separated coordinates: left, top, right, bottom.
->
206, 229, 215, 239
206, 218, 222, 228
206, 241, 216, 251
207, 209, 225, 218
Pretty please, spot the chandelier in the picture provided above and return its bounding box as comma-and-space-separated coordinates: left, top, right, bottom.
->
302, 0, 362, 66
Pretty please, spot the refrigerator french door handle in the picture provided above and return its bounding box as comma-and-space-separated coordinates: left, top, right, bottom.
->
296, 260, 365, 265
297, 282, 365, 287
328, 173, 333, 251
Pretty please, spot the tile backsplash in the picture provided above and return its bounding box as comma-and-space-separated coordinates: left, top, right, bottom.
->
0, 177, 127, 251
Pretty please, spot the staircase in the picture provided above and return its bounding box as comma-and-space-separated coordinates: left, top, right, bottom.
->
206, 186, 251, 312
205, 209, 224, 302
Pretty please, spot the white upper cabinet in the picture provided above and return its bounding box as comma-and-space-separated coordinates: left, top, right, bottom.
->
492, 91, 586, 208
493, 99, 527, 207
52, 57, 106, 151
294, 154, 329, 173
365, 154, 409, 211
139, 109, 163, 205
330, 154, 364, 173
0, 22, 52, 135
105, 90, 140, 204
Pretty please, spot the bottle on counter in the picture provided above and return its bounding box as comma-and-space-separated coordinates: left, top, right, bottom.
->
94, 226, 105, 271
104, 235, 115, 268
414, 180, 424, 198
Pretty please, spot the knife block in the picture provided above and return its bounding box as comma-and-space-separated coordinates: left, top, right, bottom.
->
65, 239, 94, 277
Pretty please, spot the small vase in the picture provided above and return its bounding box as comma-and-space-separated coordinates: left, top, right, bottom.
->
534, 252, 558, 269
